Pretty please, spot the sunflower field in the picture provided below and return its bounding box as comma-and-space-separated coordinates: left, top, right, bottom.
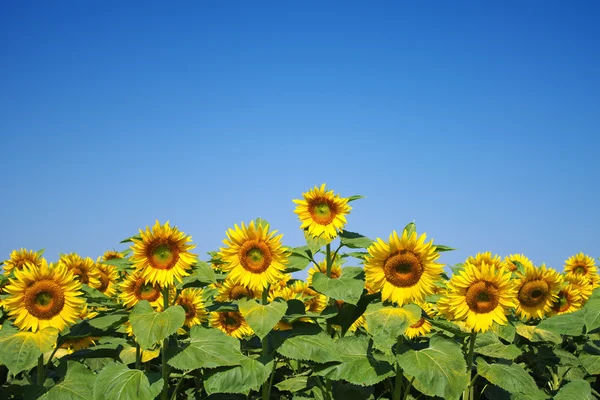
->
1, 184, 599, 400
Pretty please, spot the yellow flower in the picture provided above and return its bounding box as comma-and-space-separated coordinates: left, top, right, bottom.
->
3, 260, 85, 332
95, 260, 119, 298
405, 303, 436, 339
60, 336, 99, 352
102, 250, 124, 261
564, 253, 600, 289
348, 315, 366, 332
209, 311, 253, 339
215, 278, 260, 302
514, 264, 562, 320
364, 230, 444, 305
550, 284, 582, 316
130, 221, 197, 286
219, 221, 288, 291
440, 262, 516, 333
59, 253, 101, 290
502, 254, 534, 272
176, 288, 208, 328
293, 184, 351, 240
307, 259, 342, 286
2, 248, 44, 275
119, 271, 164, 309
564, 273, 593, 302
289, 281, 327, 314
466, 252, 503, 270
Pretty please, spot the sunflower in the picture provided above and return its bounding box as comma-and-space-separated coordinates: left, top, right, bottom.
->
219, 221, 288, 291
130, 221, 197, 286
59, 253, 101, 290
2, 248, 44, 275
564, 253, 600, 289
550, 284, 582, 316
95, 260, 119, 298
3, 260, 85, 332
176, 288, 208, 328
60, 336, 99, 352
215, 278, 259, 302
209, 311, 254, 339
119, 271, 163, 309
307, 259, 342, 286
290, 281, 327, 314
466, 252, 503, 270
440, 262, 516, 333
348, 315, 366, 332
102, 250, 124, 261
293, 184, 351, 240
564, 273, 593, 302
364, 230, 444, 305
405, 303, 436, 339
502, 254, 534, 273
514, 264, 562, 320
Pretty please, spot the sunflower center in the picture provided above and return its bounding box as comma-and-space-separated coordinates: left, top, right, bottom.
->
506, 261, 518, 272
24, 279, 66, 319
133, 280, 161, 302
97, 270, 110, 292
573, 266, 586, 275
148, 241, 180, 270
465, 280, 500, 313
72, 268, 90, 284
221, 312, 242, 332
179, 300, 195, 318
518, 279, 549, 307
383, 251, 423, 288
554, 293, 571, 312
229, 286, 251, 300
309, 199, 337, 225
239, 240, 272, 273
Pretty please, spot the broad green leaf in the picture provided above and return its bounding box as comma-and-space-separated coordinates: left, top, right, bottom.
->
99, 258, 132, 268
168, 326, 242, 370
492, 321, 516, 343
304, 231, 332, 252
281, 299, 338, 323
93, 362, 162, 400
0, 324, 59, 375
536, 310, 584, 336
338, 230, 374, 249
275, 376, 309, 393
514, 323, 562, 344
311, 267, 365, 305
553, 349, 580, 367
40, 361, 95, 400
120, 234, 141, 244
364, 303, 421, 351
397, 334, 468, 400
474, 332, 522, 360
277, 331, 340, 363
129, 301, 185, 350
238, 298, 288, 339
554, 379, 593, 400
88, 312, 129, 330
579, 353, 600, 374
203, 356, 273, 395
119, 346, 160, 365
284, 253, 312, 273
583, 288, 600, 333
477, 358, 547, 399
347, 195, 364, 202
176, 261, 216, 289
314, 336, 394, 386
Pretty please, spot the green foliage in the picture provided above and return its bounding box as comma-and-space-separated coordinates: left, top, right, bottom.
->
474, 331, 522, 360
0, 323, 58, 375
476, 357, 548, 399
311, 267, 365, 305
277, 331, 341, 363
40, 361, 96, 400
176, 261, 217, 288
536, 310, 584, 336
168, 326, 243, 370
338, 230, 374, 249
554, 379, 593, 400
583, 288, 600, 333
203, 356, 274, 395
129, 301, 185, 349
238, 298, 288, 339
364, 303, 421, 350
93, 362, 163, 400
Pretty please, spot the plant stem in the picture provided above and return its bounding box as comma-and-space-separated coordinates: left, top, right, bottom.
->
37, 354, 44, 386
463, 331, 477, 400
402, 377, 415, 400
393, 336, 404, 400
135, 341, 142, 370
161, 284, 170, 400
43, 346, 59, 377
261, 284, 271, 400
325, 243, 332, 277
170, 371, 189, 400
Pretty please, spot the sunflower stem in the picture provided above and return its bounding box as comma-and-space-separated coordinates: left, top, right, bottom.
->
43, 345, 60, 377
402, 377, 415, 400
325, 243, 332, 277
37, 354, 44, 386
161, 284, 171, 400
135, 341, 142, 370
463, 331, 477, 400
261, 284, 272, 400
393, 336, 404, 400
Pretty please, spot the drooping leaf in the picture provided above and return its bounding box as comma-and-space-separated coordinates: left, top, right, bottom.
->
88, 312, 129, 330
338, 230, 374, 249
583, 288, 600, 333
119, 346, 160, 365
397, 334, 469, 400
168, 326, 242, 370
476, 358, 547, 399
514, 323, 562, 344
277, 331, 340, 363
0, 323, 59, 375
40, 361, 95, 400
203, 356, 274, 395
579, 353, 600, 375
311, 267, 365, 305
347, 195, 364, 202
176, 261, 216, 289
554, 379, 593, 400
433, 244, 456, 252
364, 303, 421, 351
474, 332, 522, 360
492, 321, 516, 343
129, 301, 185, 350
304, 231, 332, 252
238, 298, 288, 339
92, 362, 162, 400
275, 376, 309, 393
536, 310, 584, 336
284, 252, 312, 273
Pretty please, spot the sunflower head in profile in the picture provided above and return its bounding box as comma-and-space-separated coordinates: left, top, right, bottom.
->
209, 311, 254, 339
564, 273, 593, 302
405, 302, 436, 339
502, 254, 534, 273
514, 264, 562, 321
59, 253, 101, 290
550, 283, 582, 316
60, 336, 100, 353
119, 271, 163, 309
364, 230, 444, 305
466, 252, 503, 270
176, 288, 208, 328
219, 221, 288, 291
2, 248, 44, 275
293, 184, 352, 240
102, 250, 124, 261
307, 259, 342, 286
3, 259, 86, 332
215, 278, 259, 302
564, 253, 599, 289
95, 259, 119, 298
290, 281, 327, 314
440, 262, 516, 333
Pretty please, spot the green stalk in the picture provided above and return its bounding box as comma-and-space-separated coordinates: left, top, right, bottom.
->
393, 336, 404, 400
402, 377, 415, 400
261, 285, 272, 400
463, 332, 477, 400
161, 285, 170, 400
43, 345, 60, 377
325, 243, 332, 277
170, 371, 189, 400
135, 341, 142, 370
37, 354, 44, 386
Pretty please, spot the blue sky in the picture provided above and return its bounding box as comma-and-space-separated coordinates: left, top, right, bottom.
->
1, 1, 598, 275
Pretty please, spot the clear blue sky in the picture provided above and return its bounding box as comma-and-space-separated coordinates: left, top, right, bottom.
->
1, 1, 598, 275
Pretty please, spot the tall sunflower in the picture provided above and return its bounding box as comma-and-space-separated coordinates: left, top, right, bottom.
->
502, 254, 534, 272
95, 260, 119, 298
215, 278, 259, 302
564, 253, 600, 289
2, 248, 44, 275
59, 253, 101, 290
3, 260, 85, 332
405, 303, 436, 339
176, 288, 208, 328
293, 184, 351, 240
119, 271, 163, 309
440, 262, 516, 332
219, 221, 288, 291
306, 259, 342, 286
466, 252, 503, 270
209, 311, 254, 339
514, 264, 562, 320
364, 230, 443, 305
130, 221, 197, 286
564, 273, 593, 302
549, 284, 582, 316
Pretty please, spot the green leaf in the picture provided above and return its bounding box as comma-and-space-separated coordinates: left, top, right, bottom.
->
314, 336, 394, 386
203, 356, 274, 395
338, 230, 374, 249
492, 321, 516, 343
119, 346, 160, 365
277, 331, 340, 363
88, 312, 129, 330
99, 258, 132, 268
238, 298, 288, 339
364, 303, 421, 351
554, 379, 593, 400
40, 361, 95, 400
579, 353, 600, 375
311, 267, 365, 305
514, 323, 562, 344
474, 332, 522, 360
403, 222, 416, 237
536, 310, 584, 336
129, 301, 185, 350
120, 234, 141, 244
304, 231, 332, 252
168, 326, 243, 370
176, 261, 217, 289
285, 252, 312, 273
397, 334, 469, 400
275, 376, 309, 393
347, 195, 364, 202
433, 244, 456, 252
583, 288, 600, 333
477, 358, 547, 399
0, 323, 59, 375
93, 362, 163, 400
